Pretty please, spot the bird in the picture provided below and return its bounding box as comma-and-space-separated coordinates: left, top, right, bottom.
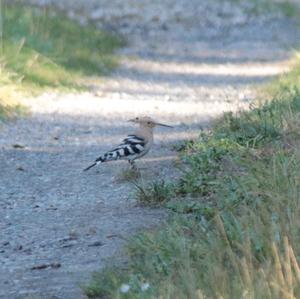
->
83, 116, 173, 171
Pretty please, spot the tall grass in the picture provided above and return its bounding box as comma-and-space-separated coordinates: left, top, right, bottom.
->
85, 54, 300, 299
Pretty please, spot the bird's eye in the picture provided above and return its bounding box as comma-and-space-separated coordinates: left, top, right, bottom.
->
147, 121, 151, 124
136, 117, 139, 120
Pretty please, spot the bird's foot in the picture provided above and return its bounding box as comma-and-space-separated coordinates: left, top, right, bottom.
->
128, 160, 138, 171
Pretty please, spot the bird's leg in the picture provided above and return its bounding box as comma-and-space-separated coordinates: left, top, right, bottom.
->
128, 160, 137, 170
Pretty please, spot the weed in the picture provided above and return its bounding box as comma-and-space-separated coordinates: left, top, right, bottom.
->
178, 134, 238, 196
165, 200, 215, 218
116, 168, 141, 183
214, 104, 281, 148
171, 140, 195, 152
134, 180, 176, 206
84, 267, 124, 298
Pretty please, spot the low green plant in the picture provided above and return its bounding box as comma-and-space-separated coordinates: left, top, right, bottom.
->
84, 267, 125, 298
116, 168, 141, 183
134, 180, 176, 206
214, 107, 280, 148
178, 135, 239, 196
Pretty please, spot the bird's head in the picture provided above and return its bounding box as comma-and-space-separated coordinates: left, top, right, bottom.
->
128, 116, 173, 128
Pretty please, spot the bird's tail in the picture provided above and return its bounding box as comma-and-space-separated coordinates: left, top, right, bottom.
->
83, 156, 105, 171
83, 162, 97, 171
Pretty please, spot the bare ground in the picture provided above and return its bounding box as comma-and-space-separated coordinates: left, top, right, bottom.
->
1, 1, 300, 298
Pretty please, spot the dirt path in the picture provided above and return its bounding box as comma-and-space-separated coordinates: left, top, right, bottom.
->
1, 1, 299, 298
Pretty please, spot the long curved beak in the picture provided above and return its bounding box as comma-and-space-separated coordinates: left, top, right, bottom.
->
155, 122, 173, 128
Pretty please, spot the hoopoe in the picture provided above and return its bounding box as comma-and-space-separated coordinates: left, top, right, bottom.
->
83, 116, 173, 171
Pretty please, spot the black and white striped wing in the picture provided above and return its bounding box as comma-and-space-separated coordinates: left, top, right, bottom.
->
83, 135, 146, 171
98, 135, 146, 162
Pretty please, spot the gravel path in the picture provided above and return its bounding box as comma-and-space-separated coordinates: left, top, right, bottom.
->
1, 1, 300, 298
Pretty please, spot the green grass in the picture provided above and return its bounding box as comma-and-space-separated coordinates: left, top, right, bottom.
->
84, 54, 300, 299
0, 2, 124, 120
0, 2, 124, 89
116, 169, 142, 183
134, 180, 176, 206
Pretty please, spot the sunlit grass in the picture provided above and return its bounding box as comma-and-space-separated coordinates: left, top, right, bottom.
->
0, 67, 27, 120
0, 1, 124, 119
1, 2, 124, 89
